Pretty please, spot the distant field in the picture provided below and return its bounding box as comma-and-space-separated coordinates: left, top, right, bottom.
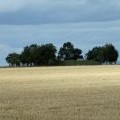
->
0, 66, 120, 120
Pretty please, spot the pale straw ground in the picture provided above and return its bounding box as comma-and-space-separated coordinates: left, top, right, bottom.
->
0, 65, 120, 120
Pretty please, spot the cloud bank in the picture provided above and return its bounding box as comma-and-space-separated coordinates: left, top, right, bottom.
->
0, 0, 120, 24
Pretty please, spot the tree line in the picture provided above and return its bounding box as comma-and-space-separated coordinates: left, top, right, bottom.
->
6, 42, 119, 67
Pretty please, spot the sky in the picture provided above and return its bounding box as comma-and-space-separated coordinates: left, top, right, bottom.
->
0, 0, 120, 65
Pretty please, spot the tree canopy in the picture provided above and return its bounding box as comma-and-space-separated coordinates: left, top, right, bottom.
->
86, 44, 119, 64
6, 42, 119, 67
58, 42, 83, 60
6, 43, 57, 67
6, 53, 20, 67
20, 44, 57, 66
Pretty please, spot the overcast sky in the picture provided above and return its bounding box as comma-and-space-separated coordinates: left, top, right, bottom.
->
0, 0, 120, 65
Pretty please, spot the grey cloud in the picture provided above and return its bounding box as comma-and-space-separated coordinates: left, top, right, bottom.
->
0, 0, 120, 24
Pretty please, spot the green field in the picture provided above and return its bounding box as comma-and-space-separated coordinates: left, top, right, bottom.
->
0, 66, 120, 120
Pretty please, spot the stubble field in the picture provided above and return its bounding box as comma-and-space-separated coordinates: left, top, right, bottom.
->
0, 65, 120, 120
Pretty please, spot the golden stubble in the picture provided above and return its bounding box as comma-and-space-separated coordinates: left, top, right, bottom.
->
0, 65, 120, 120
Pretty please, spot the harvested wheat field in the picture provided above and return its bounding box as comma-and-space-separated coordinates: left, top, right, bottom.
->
0, 65, 120, 120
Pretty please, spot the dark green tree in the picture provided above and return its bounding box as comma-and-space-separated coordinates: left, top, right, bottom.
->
6, 53, 20, 67
86, 44, 118, 64
103, 44, 119, 63
73, 48, 83, 60
58, 42, 83, 60
20, 44, 38, 66
58, 42, 74, 60
86, 47, 104, 63
36, 44, 57, 65
20, 46, 31, 66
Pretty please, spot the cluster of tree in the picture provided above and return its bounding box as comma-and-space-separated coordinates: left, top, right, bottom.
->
6, 42, 119, 67
6, 42, 83, 67
6, 44, 57, 67
86, 44, 119, 64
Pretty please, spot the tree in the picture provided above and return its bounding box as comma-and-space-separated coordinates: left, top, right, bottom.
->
86, 47, 104, 63
20, 43, 57, 66
58, 42, 83, 60
103, 44, 118, 63
36, 44, 57, 65
6, 53, 20, 67
86, 43, 119, 64
20, 44, 38, 66
20, 46, 31, 66
58, 42, 74, 60
73, 48, 83, 60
